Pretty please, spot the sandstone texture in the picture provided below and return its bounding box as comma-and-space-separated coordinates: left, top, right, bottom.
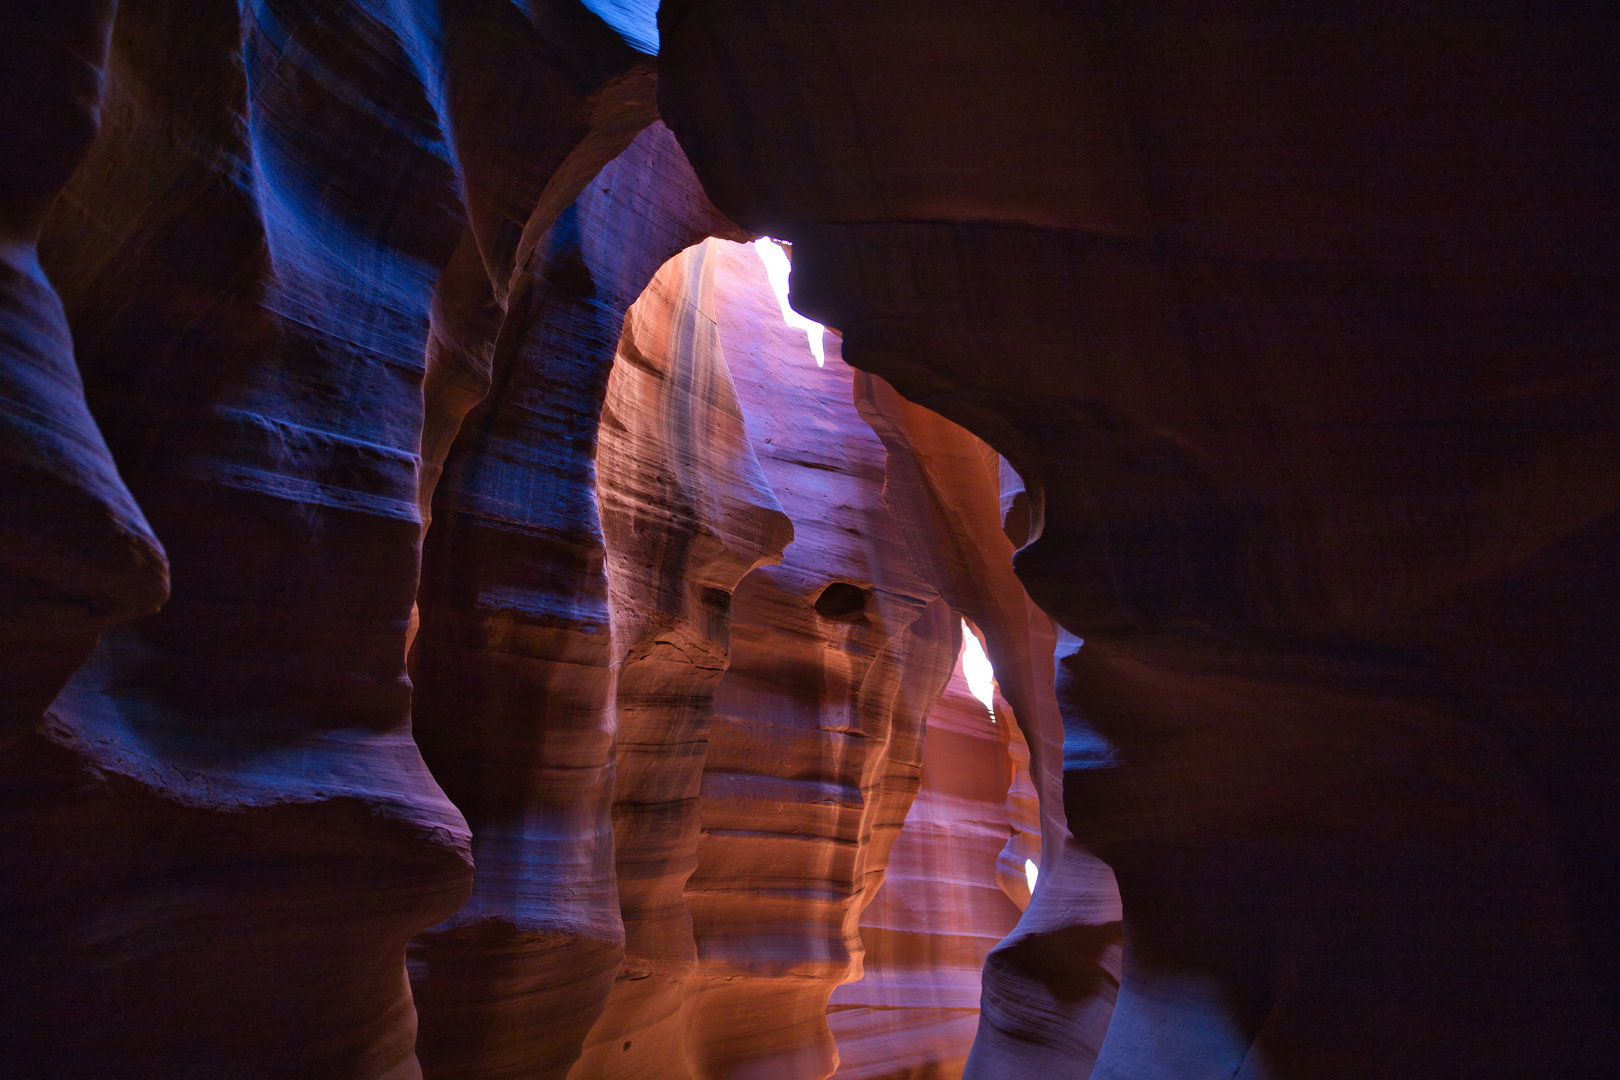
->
0, 0, 168, 736
675, 239, 958, 1080
853, 371, 1122, 1078
2, 2, 670, 1075
0, 2, 1030, 1060
406, 122, 749, 1080
661, 3, 1620, 1077
571, 237, 1030, 1080
826, 654, 1022, 1080
567, 236, 794, 1080
2, 2, 1615, 1079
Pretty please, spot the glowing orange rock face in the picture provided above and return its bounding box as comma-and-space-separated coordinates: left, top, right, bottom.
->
827, 652, 1022, 1080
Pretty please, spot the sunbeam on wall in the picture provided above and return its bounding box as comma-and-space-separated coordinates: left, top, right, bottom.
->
753, 237, 826, 366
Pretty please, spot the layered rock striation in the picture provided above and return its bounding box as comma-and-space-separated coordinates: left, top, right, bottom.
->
5, 3, 1615, 1079
826, 654, 1023, 1080
853, 372, 1122, 1078
571, 237, 1043, 1080
661, 4, 1620, 1077
2, 4, 1033, 1057
407, 121, 752, 1080
568, 236, 793, 1080
3, 3, 675, 1075
673, 241, 955, 1080
0, 0, 167, 736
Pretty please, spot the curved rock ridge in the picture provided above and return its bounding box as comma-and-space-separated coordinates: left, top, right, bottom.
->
826, 652, 1023, 1080
656, 239, 959, 1080
5, 3, 1615, 1079
4, 1, 671, 1075
660, 5, 1619, 1077
0, 0, 168, 735
408, 127, 748, 1080
0, 3, 1074, 1067
852, 372, 1122, 1078
573, 237, 1044, 1080
569, 237, 793, 1079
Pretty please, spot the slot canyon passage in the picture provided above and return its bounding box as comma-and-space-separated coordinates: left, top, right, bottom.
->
1, 2, 1617, 1078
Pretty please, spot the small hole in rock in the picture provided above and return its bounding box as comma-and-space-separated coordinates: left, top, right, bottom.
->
815, 581, 869, 621
623, 1041, 632, 1052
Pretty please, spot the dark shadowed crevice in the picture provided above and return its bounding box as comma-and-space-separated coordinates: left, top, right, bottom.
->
814, 580, 870, 621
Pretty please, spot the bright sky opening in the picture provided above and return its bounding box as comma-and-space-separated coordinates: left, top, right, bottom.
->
961, 620, 996, 718
1025, 858, 1039, 894
753, 237, 826, 366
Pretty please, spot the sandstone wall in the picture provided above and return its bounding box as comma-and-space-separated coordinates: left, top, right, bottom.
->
0, 0, 168, 736
6, 3, 1614, 1078
662, 239, 956, 1080
661, 4, 1620, 1076
569, 237, 1036, 1080
826, 656, 1023, 1080
3, 3, 669, 1074
408, 122, 745, 1079
852, 372, 1122, 1078
567, 237, 792, 1080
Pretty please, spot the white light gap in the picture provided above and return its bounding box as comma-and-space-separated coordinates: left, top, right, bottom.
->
753, 237, 826, 366
960, 620, 996, 719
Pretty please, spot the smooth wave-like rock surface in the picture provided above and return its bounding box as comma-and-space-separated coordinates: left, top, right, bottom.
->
826, 655, 1022, 1080
852, 373, 1123, 1078
571, 237, 1037, 1080
408, 124, 747, 1080
672, 239, 959, 1080
0, 0, 167, 735
569, 237, 792, 1080
5, 2, 1616, 1078
661, 4, 1620, 1077
2, 3, 1041, 1059
4, 2, 669, 1075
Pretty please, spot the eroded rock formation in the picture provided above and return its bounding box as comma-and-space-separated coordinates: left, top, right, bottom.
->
1, 2, 673, 1075
661, 4, 1620, 1077
853, 371, 1122, 1078
413, 221, 1007, 1080
0, 0, 167, 735
826, 654, 1022, 1080
677, 239, 960, 1080
570, 237, 792, 1080
1, 1, 1035, 1057
406, 121, 748, 1080
3, 2, 1616, 1078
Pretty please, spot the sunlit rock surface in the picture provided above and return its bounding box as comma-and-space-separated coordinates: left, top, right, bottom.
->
571, 237, 1039, 1080
0, 0, 1038, 1057
408, 124, 747, 1080
568, 237, 792, 1080
662, 4, 1620, 1077
853, 372, 1122, 1078
826, 655, 1021, 1080
662, 239, 954, 1080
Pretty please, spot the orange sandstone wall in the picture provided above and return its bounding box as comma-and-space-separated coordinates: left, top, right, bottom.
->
827, 654, 1022, 1080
